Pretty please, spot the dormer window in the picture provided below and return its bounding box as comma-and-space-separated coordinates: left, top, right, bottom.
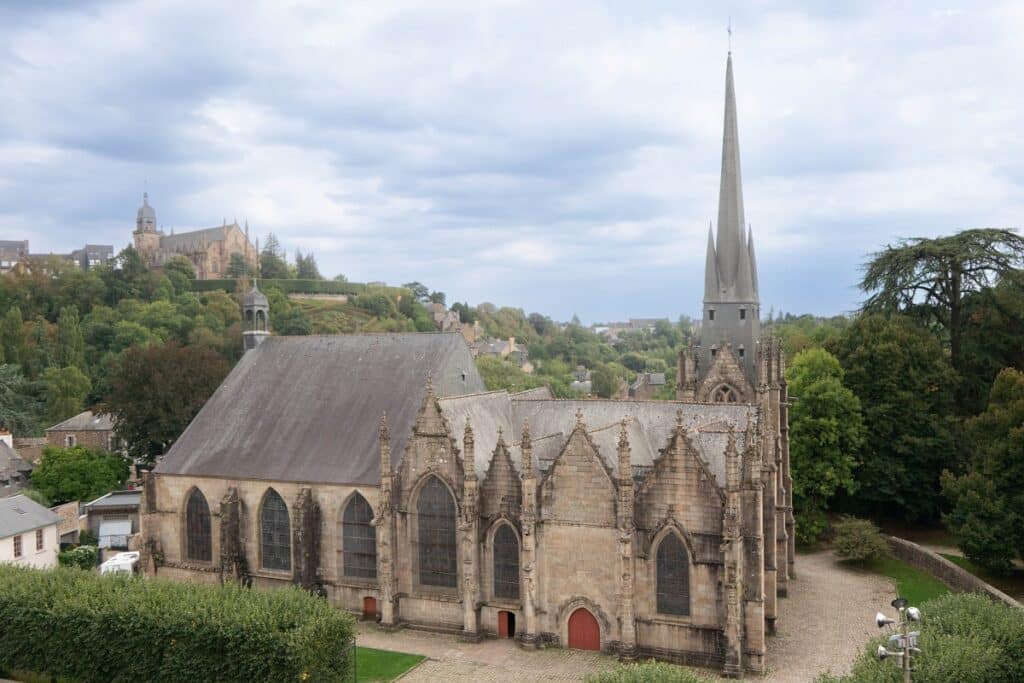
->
711, 347, 718, 358
739, 309, 746, 320
738, 347, 745, 358
708, 309, 715, 321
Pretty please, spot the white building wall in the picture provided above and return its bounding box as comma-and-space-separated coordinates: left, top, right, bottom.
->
0, 524, 60, 569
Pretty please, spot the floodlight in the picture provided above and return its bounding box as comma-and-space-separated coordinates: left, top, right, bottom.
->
907, 607, 921, 621
892, 597, 909, 610
876, 612, 895, 628
876, 645, 888, 660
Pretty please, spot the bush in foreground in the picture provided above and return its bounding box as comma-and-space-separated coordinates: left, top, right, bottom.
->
0, 565, 353, 682
815, 593, 1024, 683
833, 516, 889, 562
585, 660, 711, 682
57, 545, 99, 570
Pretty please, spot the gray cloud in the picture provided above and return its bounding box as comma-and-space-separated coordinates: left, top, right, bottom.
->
1, 0, 1021, 321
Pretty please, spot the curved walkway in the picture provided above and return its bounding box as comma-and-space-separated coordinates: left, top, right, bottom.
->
356, 550, 894, 682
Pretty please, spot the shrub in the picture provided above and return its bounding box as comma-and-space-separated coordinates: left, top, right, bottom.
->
815, 593, 1024, 683
0, 565, 353, 682
353, 293, 396, 318
57, 545, 98, 570
586, 660, 711, 682
833, 516, 888, 562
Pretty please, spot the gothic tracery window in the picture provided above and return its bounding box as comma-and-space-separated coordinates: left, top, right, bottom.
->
493, 524, 520, 600
656, 533, 690, 616
712, 384, 739, 403
260, 489, 291, 571
342, 493, 377, 579
185, 488, 211, 562
417, 476, 457, 588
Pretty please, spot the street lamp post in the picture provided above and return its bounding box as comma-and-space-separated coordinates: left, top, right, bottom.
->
874, 597, 922, 683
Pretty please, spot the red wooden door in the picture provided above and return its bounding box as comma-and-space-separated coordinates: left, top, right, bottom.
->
362, 596, 377, 619
567, 608, 600, 651
498, 610, 510, 637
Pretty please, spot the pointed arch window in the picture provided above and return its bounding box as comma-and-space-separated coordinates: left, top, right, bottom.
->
185, 488, 211, 562
417, 476, 457, 587
342, 493, 376, 578
493, 524, 520, 599
260, 489, 291, 571
712, 385, 739, 403
656, 533, 690, 616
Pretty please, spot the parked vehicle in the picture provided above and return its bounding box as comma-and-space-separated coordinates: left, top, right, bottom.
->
99, 551, 140, 576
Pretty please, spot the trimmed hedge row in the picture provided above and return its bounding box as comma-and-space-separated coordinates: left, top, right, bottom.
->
0, 565, 353, 683
188, 278, 367, 295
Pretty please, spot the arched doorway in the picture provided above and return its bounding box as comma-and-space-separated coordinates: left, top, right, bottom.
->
567, 608, 600, 651
498, 610, 516, 638
362, 596, 377, 620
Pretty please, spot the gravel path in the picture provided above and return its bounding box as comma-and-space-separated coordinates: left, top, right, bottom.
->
357, 550, 894, 682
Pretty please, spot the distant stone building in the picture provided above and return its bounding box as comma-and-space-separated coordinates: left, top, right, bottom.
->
630, 372, 666, 400
45, 411, 117, 451
69, 244, 114, 270
0, 431, 34, 498
138, 53, 792, 677
0, 240, 29, 273
132, 193, 258, 279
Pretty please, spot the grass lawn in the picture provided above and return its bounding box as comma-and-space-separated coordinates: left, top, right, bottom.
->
355, 646, 426, 682
939, 553, 1024, 600
858, 554, 950, 605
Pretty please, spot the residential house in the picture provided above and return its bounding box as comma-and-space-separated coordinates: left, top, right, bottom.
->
471, 337, 533, 373
46, 411, 117, 451
0, 240, 29, 273
84, 490, 141, 557
69, 244, 114, 271
0, 494, 60, 569
0, 431, 34, 498
629, 372, 667, 400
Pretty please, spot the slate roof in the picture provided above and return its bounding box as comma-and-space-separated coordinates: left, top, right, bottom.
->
0, 494, 60, 539
160, 225, 235, 251
0, 442, 33, 496
437, 393, 754, 487
46, 410, 113, 433
156, 333, 485, 485
85, 490, 141, 510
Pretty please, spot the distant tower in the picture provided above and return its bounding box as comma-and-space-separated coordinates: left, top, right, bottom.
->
242, 283, 270, 352
133, 192, 162, 256
698, 52, 760, 385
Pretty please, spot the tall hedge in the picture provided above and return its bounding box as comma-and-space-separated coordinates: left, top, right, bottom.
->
188, 278, 368, 295
0, 565, 353, 682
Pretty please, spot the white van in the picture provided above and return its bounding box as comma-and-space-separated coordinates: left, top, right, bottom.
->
99, 551, 140, 576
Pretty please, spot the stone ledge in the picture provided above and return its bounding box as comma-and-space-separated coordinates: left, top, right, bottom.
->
885, 535, 1022, 609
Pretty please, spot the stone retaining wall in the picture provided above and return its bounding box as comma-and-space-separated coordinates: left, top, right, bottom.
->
886, 535, 1022, 608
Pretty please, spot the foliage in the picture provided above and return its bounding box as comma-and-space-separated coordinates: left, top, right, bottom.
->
226, 253, 254, 278
815, 593, 1024, 683
56, 306, 85, 369
58, 545, 99, 570
477, 356, 546, 394
861, 554, 950, 606
833, 516, 889, 562
259, 233, 292, 279
0, 306, 26, 366
19, 488, 51, 508
860, 229, 1024, 409
402, 281, 429, 302
30, 446, 129, 505
42, 366, 91, 423
105, 342, 230, 462
942, 367, 1024, 574
772, 313, 851, 357
188, 278, 367, 296
786, 349, 864, 544
0, 564, 354, 683
831, 314, 957, 523
958, 271, 1024, 413
0, 364, 38, 434
354, 647, 425, 681
353, 293, 397, 318
591, 362, 630, 398
585, 660, 711, 682
294, 249, 323, 280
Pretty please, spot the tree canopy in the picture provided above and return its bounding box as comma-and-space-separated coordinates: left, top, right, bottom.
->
30, 445, 129, 505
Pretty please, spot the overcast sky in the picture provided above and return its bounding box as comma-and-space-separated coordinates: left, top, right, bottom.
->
1, 2, 1021, 323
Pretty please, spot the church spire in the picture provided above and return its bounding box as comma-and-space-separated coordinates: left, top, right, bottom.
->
707, 52, 757, 303
704, 222, 719, 301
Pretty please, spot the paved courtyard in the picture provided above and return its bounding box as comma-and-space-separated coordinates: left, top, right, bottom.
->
356, 551, 894, 682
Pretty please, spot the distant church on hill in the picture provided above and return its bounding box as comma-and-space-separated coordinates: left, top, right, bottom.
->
132, 193, 258, 279
139, 53, 793, 677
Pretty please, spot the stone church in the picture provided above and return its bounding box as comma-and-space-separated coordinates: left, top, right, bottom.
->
140, 53, 793, 677
132, 193, 258, 279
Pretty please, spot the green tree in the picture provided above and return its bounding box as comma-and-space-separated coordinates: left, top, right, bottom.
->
0, 363, 37, 433
30, 445, 129, 505
260, 233, 291, 279
860, 228, 1024, 407
105, 341, 230, 463
402, 282, 429, 302
942, 367, 1024, 574
476, 356, 545, 393
831, 314, 957, 522
294, 249, 323, 280
786, 348, 865, 544
163, 255, 197, 294
591, 362, 629, 398
226, 252, 255, 278
42, 366, 91, 423
958, 271, 1024, 414
56, 305, 85, 369
0, 306, 25, 367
